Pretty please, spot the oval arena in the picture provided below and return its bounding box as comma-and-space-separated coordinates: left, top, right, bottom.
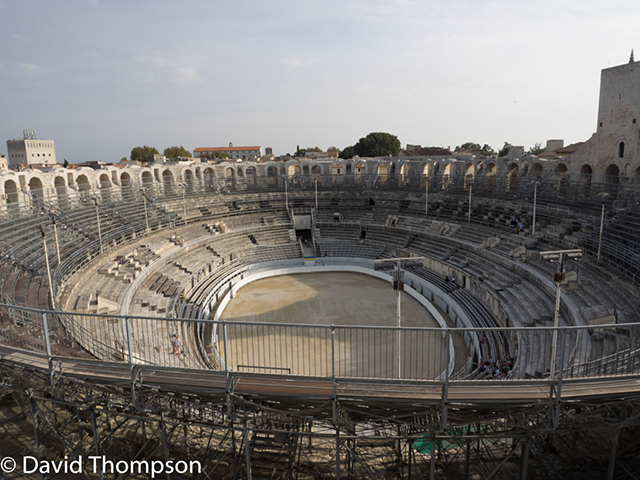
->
1, 158, 640, 478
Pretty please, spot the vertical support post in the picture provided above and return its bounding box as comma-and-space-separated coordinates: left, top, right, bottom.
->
42, 312, 55, 397
94, 198, 103, 253
607, 430, 619, 480
90, 407, 103, 480
335, 427, 341, 480
223, 322, 233, 421
182, 184, 187, 226
441, 329, 450, 429
30, 395, 43, 463
285, 177, 289, 211
468, 182, 472, 223
245, 421, 253, 480
425, 175, 429, 217
41, 226, 55, 310
396, 266, 401, 379
597, 198, 606, 264
52, 217, 61, 265
550, 277, 562, 379
520, 435, 530, 480
143, 190, 150, 236
430, 432, 436, 480
315, 178, 318, 211
532, 182, 538, 236
160, 413, 171, 480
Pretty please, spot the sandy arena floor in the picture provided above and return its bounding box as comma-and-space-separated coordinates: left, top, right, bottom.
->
219, 272, 449, 379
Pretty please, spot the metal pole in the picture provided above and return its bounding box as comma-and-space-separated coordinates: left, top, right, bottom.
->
425, 176, 429, 217
182, 184, 187, 226
285, 176, 289, 211
532, 182, 538, 236
143, 192, 150, 236
396, 262, 402, 378
597, 199, 606, 264
468, 182, 472, 223
315, 178, 318, 211
550, 268, 562, 379
94, 198, 103, 253
52, 217, 61, 264
41, 226, 55, 309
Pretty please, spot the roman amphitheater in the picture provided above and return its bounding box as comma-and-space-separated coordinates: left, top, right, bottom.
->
0, 150, 639, 479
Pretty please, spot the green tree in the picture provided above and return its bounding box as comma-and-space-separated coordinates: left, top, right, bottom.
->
164, 146, 192, 159
455, 143, 495, 156
338, 145, 356, 159
296, 146, 323, 156
63, 158, 69, 168
528, 142, 545, 155
341, 132, 401, 158
131, 145, 159, 162
327, 146, 340, 153
498, 142, 512, 157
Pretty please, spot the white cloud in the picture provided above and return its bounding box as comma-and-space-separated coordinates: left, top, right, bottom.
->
175, 67, 201, 85
20, 63, 39, 75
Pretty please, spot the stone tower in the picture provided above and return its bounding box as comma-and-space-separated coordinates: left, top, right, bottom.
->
595, 50, 640, 179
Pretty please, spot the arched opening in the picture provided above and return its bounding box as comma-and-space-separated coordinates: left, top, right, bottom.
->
4, 180, 18, 208
486, 163, 497, 191
311, 165, 322, 186
399, 164, 410, 187
606, 164, 620, 183
99, 173, 111, 202
354, 163, 365, 186
377, 164, 388, 185
507, 163, 519, 193
184, 169, 194, 194
141, 171, 153, 188
442, 163, 454, 189
332, 163, 343, 185
54, 176, 67, 207
464, 163, 475, 190
162, 169, 174, 194
555, 164, 568, 197
120, 172, 132, 200
77, 175, 91, 200
267, 166, 278, 188
29, 177, 44, 201
203, 167, 215, 191
635, 166, 640, 184
245, 167, 256, 188
531, 163, 543, 180
225, 167, 235, 189
579, 164, 593, 198
288, 164, 301, 188
618, 141, 625, 158
421, 163, 431, 188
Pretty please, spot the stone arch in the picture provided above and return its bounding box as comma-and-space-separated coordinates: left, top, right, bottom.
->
332, 162, 344, 185
442, 163, 454, 189
464, 163, 475, 190
224, 167, 235, 188
184, 169, 195, 193
485, 163, 497, 190
245, 166, 256, 187
354, 162, 366, 186
556, 164, 569, 197
507, 163, 519, 193
606, 164, 620, 184
77, 174, 91, 193
29, 177, 44, 201
4, 179, 18, 207
531, 163, 543, 179
54, 176, 66, 194
162, 169, 174, 193
420, 162, 431, 188
203, 167, 215, 191
399, 164, 410, 187
120, 172, 131, 187
141, 171, 154, 197
377, 164, 388, 185
267, 165, 278, 187
288, 164, 301, 188
99, 173, 112, 202
579, 164, 593, 198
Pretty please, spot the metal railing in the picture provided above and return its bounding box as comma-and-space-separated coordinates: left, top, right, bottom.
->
1, 303, 640, 383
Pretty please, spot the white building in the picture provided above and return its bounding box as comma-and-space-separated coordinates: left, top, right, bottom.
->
6, 130, 57, 170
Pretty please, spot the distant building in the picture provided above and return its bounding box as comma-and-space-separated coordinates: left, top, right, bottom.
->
6, 130, 57, 170
194, 143, 262, 161
0, 155, 7, 170
265, 147, 273, 155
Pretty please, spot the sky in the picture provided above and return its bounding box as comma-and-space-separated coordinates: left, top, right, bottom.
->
1, 0, 639, 162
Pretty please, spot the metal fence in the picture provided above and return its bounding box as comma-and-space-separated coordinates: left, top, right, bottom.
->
2, 303, 640, 383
